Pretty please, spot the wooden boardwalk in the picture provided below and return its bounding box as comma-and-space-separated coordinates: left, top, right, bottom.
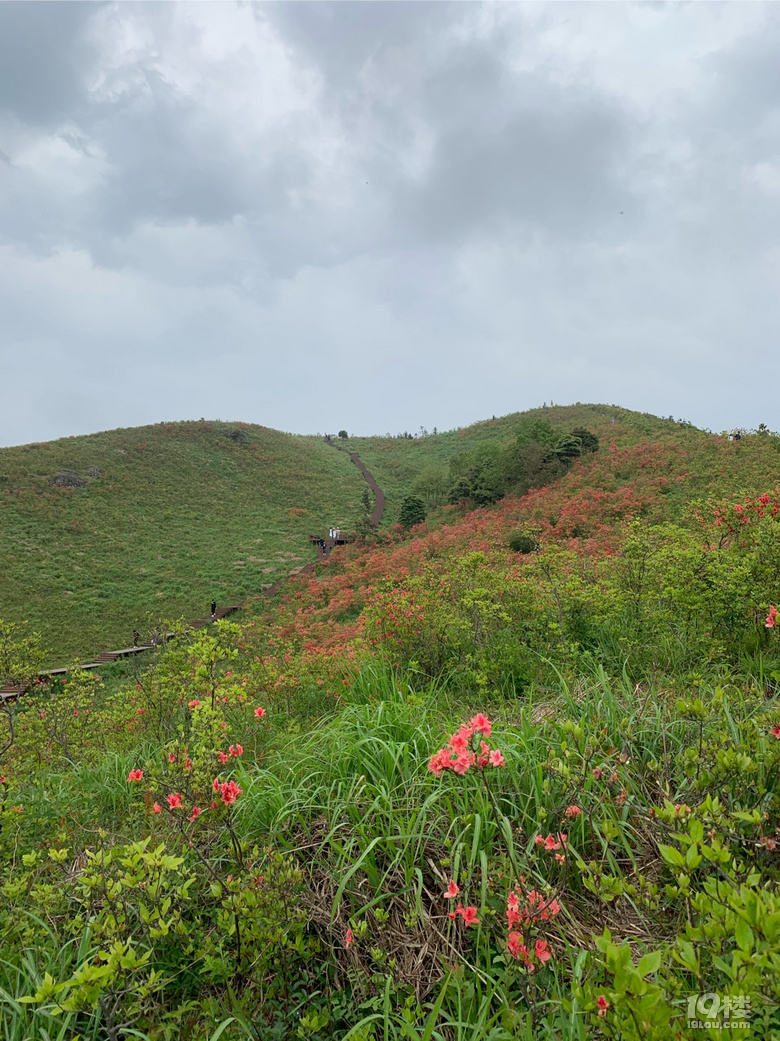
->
1, 450, 385, 700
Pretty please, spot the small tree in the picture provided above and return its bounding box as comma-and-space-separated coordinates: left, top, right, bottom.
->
399, 495, 427, 529
355, 488, 374, 540
570, 427, 600, 453
338, 430, 348, 440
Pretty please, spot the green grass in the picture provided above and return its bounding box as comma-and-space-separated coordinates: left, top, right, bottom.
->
0, 421, 364, 664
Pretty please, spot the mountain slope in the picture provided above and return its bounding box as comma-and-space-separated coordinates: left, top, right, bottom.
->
0, 421, 364, 663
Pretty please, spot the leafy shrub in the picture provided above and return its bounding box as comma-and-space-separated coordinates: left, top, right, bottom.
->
398, 495, 427, 529
508, 532, 538, 554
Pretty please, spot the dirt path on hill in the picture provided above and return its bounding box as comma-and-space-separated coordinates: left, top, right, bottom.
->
1, 448, 386, 697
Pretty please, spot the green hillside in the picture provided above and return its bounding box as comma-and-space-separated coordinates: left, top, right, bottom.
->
5, 405, 780, 1039
345, 403, 756, 523
0, 421, 364, 664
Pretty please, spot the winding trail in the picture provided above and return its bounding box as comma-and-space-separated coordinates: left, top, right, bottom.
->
1, 448, 385, 698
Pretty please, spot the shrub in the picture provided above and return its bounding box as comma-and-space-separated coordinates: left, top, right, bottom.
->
399, 495, 427, 529
508, 532, 538, 554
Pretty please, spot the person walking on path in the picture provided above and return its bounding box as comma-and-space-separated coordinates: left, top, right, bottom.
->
211, 599, 217, 618
133, 630, 141, 647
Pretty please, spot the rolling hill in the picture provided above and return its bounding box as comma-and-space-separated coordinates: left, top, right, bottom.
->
0, 421, 365, 663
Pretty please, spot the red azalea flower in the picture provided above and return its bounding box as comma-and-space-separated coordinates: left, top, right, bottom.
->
444, 880, 460, 899
166, 792, 183, 809
470, 713, 492, 736
460, 905, 480, 927
127, 769, 143, 782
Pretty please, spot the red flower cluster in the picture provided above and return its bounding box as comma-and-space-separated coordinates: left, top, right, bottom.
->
127, 768, 143, 782
448, 903, 480, 926
767, 605, 778, 629
506, 886, 561, 927
428, 715, 506, 776
534, 832, 568, 862
507, 933, 552, 971
212, 777, 242, 805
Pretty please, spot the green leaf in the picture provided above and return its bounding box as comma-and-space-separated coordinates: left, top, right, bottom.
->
659, 844, 686, 868
734, 917, 754, 953
636, 950, 663, 977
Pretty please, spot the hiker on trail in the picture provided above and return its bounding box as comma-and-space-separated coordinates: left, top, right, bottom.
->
132, 630, 140, 647
211, 599, 217, 617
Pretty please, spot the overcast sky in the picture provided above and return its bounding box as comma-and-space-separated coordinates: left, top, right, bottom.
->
2, 1, 779, 447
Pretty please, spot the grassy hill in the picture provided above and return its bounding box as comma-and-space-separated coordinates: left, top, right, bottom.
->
3, 405, 778, 664
346, 403, 778, 523
4, 404, 780, 1038
0, 421, 364, 663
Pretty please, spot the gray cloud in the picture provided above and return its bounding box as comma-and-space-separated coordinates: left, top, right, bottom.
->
0, 2, 101, 125
2, 1, 780, 447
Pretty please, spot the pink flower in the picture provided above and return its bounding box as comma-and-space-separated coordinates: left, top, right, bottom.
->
537, 832, 567, 851
565, 805, 581, 817
345, 927, 354, 949
254, 706, 266, 719
460, 905, 480, 927
188, 699, 201, 709
219, 779, 242, 805
507, 932, 527, 963
152, 802, 162, 814
168, 753, 177, 763
444, 880, 460, 899
166, 792, 183, 809
229, 744, 243, 757
597, 995, 610, 1017
188, 806, 202, 822
449, 727, 472, 752
450, 903, 480, 926
488, 749, 506, 768
127, 769, 143, 782
451, 751, 476, 775
218, 751, 229, 763
534, 938, 552, 965
766, 606, 778, 628
470, 713, 492, 736
771, 725, 780, 740
427, 749, 451, 776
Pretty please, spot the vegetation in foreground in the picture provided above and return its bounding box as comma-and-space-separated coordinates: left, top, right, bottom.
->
2, 407, 780, 1039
